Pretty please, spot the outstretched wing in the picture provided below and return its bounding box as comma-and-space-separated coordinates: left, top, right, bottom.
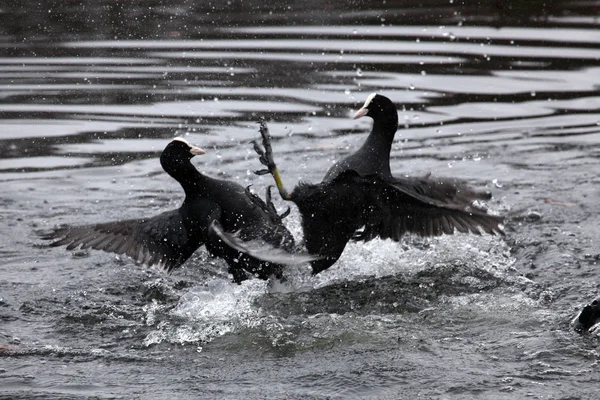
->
355, 175, 504, 242
41, 209, 202, 272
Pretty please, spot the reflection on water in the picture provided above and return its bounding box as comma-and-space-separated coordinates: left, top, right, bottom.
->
1, 0, 600, 399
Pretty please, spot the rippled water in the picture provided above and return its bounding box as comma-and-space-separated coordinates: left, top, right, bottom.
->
2, 1, 600, 399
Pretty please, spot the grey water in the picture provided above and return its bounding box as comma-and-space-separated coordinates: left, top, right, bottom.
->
1, 1, 599, 398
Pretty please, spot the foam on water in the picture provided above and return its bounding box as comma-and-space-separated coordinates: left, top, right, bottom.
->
310, 233, 514, 287
143, 278, 269, 346
143, 211, 516, 347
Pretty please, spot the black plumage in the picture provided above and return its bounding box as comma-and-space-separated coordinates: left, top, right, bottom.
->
43, 138, 313, 283
254, 93, 504, 274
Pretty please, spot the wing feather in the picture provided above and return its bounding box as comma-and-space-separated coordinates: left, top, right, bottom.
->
42, 209, 205, 272
351, 174, 504, 242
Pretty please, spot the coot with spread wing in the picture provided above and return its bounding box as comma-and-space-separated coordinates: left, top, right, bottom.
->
43, 138, 315, 283
254, 93, 504, 274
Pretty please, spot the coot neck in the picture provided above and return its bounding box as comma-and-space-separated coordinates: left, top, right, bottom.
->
167, 160, 209, 199
358, 114, 398, 177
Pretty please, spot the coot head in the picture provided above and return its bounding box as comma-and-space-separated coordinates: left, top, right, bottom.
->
353, 93, 398, 126
160, 137, 206, 180
161, 137, 205, 168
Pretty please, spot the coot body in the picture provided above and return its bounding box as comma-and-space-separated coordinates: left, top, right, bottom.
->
44, 138, 303, 283
254, 94, 504, 274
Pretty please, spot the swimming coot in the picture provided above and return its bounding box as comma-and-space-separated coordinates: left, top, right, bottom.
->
254, 93, 504, 274
43, 138, 315, 283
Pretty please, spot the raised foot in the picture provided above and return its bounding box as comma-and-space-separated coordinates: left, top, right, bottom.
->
245, 184, 290, 222
252, 121, 292, 201
253, 121, 277, 176
266, 185, 291, 220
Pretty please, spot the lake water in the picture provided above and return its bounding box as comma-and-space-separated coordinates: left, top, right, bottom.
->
1, 1, 599, 399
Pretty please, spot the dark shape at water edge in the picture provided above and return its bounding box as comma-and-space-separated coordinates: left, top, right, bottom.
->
254, 93, 504, 275
41, 138, 314, 284
572, 296, 600, 334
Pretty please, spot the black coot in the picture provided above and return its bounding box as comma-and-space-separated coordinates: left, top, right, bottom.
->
254, 93, 504, 274
43, 138, 314, 283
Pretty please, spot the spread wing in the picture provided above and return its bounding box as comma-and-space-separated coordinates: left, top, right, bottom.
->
355, 175, 504, 242
41, 209, 203, 272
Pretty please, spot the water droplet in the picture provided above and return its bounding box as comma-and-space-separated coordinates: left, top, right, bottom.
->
421, 70, 427, 76
409, 84, 415, 90
356, 68, 362, 76
492, 179, 503, 188
344, 89, 351, 95
530, 91, 536, 97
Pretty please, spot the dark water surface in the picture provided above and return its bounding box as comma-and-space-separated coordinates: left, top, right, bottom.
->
1, 1, 599, 399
